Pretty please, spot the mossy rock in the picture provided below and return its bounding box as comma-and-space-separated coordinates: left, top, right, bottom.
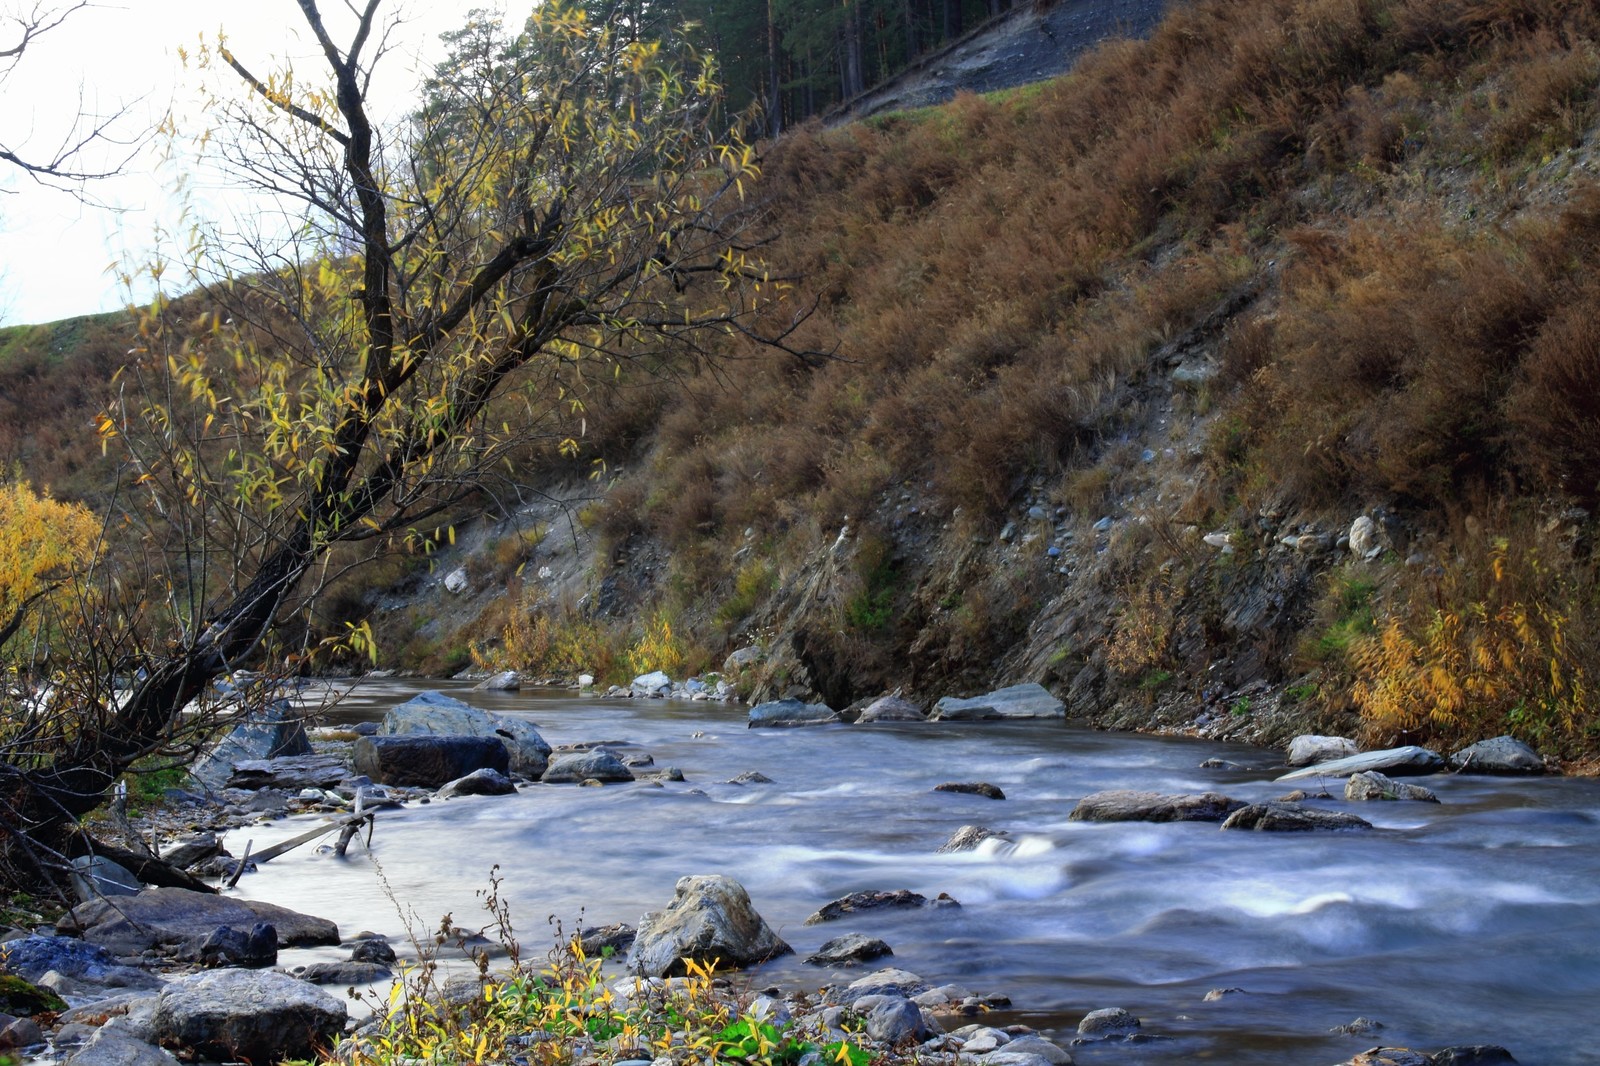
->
0, 972, 68, 1015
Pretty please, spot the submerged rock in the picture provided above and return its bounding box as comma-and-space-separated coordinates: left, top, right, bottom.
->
541, 750, 635, 783
855, 696, 927, 723
1069, 789, 1243, 823
436, 767, 518, 799
1076, 1007, 1140, 1040
805, 933, 894, 967
938, 825, 1006, 853
627, 874, 792, 977
805, 889, 958, 925
1220, 801, 1373, 832
934, 781, 1005, 800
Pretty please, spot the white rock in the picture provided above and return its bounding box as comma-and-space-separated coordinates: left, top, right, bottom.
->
443, 566, 469, 593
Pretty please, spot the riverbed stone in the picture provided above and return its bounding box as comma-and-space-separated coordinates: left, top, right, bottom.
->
1286, 734, 1359, 766
354, 734, 510, 788
747, 698, 840, 728
840, 967, 930, 1003
473, 670, 522, 691
1220, 801, 1373, 832
1430, 1046, 1518, 1065
931, 683, 1064, 721
224, 754, 348, 791
1069, 789, 1244, 823
627, 874, 792, 977
805, 889, 959, 925
436, 767, 518, 799
542, 750, 635, 783
1076, 1007, 1139, 1039
296, 960, 393, 984
631, 671, 672, 697
856, 696, 927, 723
1276, 745, 1445, 782
934, 781, 1005, 800
172, 922, 277, 968
379, 691, 552, 777
989, 1035, 1074, 1065
189, 698, 314, 790
59, 887, 339, 950
580, 924, 636, 957
63, 1026, 181, 1066
938, 825, 1005, 853
1449, 736, 1545, 775
805, 933, 893, 966
1345, 771, 1439, 803
1343, 1050, 1432, 1066
69, 855, 140, 902
863, 995, 938, 1044
0, 973, 66, 1015
152, 968, 345, 1063
0, 936, 156, 988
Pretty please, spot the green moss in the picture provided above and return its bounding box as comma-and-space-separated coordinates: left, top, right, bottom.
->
0, 973, 67, 1016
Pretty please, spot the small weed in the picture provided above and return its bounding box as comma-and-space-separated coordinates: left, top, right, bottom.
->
1231, 696, 1251, 717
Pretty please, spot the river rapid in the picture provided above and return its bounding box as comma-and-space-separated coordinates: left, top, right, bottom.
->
237, 679, 1600, 1065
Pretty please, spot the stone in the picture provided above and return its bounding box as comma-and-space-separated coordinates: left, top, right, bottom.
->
443, 566, 468, 593
855, 696, 927, 723
580, 924, 637, 958
350, 938, 397, 964
988, 1036, 1073, 1065
0, 936, 156, 987
1203, 987, 1245, 1001
541, 750, 635, 783
160, 833, 223, 870
934, 781, 1005, 800
931, 682, 1064, 721
747, 699, 840, 728
1345, 771, 1439, 803
296, 960, 393, 984
436, 767, 518, 799
1276, 745, 1445, 782
152, 968, 345, 1063
1069, 789, 1244, 823
1286, 734, 1359, 767
1, 1014, 43, 1049
1345, 1050, 1432, 1066
59, 887, 339, 949
353, 734, 510, 788
805, 933, 894, 966
938, 825, 1005, 853
1332, 1016, 1384, 1035
631, 671, 673, 697
473, 670, 522, 691
626, 874, 792, 977
1220, 801, 1373, 832
380, 690, 552, 777
225, 754, 349, 791
1077, 1007, 1139, 1039
805, 889, 958, 925
0, 972, 67, 1015
1431, 1047, 1518, 1065
728, 771, 774, 785
723, 646, 765, 671
864, 996, 937, 1044
189, 698, 314, 790
64, 1026, 181, 1066
69, 855, 140, 902
173, 922, 277, 968
1450, 736, 1545, 775
840, 967, 930, 1003
1349, 515, 1380, 557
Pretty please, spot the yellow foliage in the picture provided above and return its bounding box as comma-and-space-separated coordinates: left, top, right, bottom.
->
0, 481, 99, 655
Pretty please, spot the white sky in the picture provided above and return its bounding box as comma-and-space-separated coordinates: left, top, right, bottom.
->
0, 0, 506, 325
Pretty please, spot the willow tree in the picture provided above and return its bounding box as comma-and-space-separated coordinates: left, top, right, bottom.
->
1, 0, 767, 886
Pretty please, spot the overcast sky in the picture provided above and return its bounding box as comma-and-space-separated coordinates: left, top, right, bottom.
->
0, 0, 502, 325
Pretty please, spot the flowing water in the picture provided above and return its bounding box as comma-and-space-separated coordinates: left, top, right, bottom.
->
237, 680, 1600, 1064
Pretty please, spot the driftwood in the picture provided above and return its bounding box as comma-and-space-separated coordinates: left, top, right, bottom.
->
244, 808, 376, 868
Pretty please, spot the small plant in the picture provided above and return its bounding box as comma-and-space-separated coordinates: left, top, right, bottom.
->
1230, 696, 1251, 717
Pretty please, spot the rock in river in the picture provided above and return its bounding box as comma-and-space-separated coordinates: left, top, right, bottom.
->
806, 932, 894, 967
1345, 770, 1439, 803
152, 968, 345, 1063
938, 825, 1005, 853
1276, 745, 1444, 782
931, 683, 1064, 721
58, 887, 339, 951
806, 889, 958, 925
1220, 801, 1373, 832
1286, 734, 1359, 767
934, 781, 1005, 800
855, 696, 927, 723
1069, 789, 1243, 823
541, 750, 635, 783
353, 734, 509, 788
1450, 735, 1545, 775
380, 690, 551, 777
747, 699, 841, 728
627, 874, 792, 977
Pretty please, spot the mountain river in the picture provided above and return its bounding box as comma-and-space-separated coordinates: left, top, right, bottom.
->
233, 679, 1600, 1064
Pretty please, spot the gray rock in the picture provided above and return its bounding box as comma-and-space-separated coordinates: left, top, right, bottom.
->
934, 781, 1005, 800
1220, 801, 1374, 832
805, 889, 958, 925
70, 855, 140, 902
864, 996, 937, 1044
1203, 987, 1246, 1001
1450, 736, 1545, 775
981, 1053, 1063, 1066
296, 960, 393, 984
805, 932, 893, 966
160, 833, 223, 870
931, 683, 1064, 721
938, 825, 1005, 853
724, 646, 766, 671
1, 1014, 43, 1050
64, 1026, 181, 1066
436, 767, 518, 799
631, 671, 673, 697
224, 754, 348, 791
747, 699, 840, 728
1077, 1007, 1139, 1039
856, 696, 927, 723
349, 937, 397, 964
1332, 1016, 1384, 1035
189, 699, 313, 790
626, 874, 792, 977
999, 1035, 1074, 1064
1286, 734, 1359, 767
152, 968, 345, 1063
840, 967, 930, 1003
173, 922, 277, 968
1069, 789, 1244, 823
59, 887, 338, 949
1345, 771, 1439, 803
380, 691, 552, 776
1349, 515, 1380, 557
353, 734, 510, 788
1276, 745, 1444, 782
0, 936, 157, 987
541, 750, 635, 783
1430, 1047, 1518, 1065
1343, 1050, 1432, 1066
728, 771, 774, 785
473, 670, 522, 691
579, 923, 636, 958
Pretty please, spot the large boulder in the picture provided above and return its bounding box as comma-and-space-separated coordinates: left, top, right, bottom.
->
1286, 734, 1359, 767
0, 936, 155, 988
855, 696, 927, 723
353, 734, 509, 788
1345, 770, 1439, 803
931, 683, 1064, 721
747, 699, 840, 728
380, 691, 551, 777
1068, 790, 1244, 823
1450, 735, 1545, 775
1220, 801, 1373, 832
541, 750, 635, 783
630, 671, 673, 697
152, 968, 345, 1063
64, 1026, 181, 1066
1276, 745, 1444, 782
626, 875, 792, 977
473, 670, 523, 691
59, 887, 338, 951
224, 754, 348, 791
190, 698, 313, 790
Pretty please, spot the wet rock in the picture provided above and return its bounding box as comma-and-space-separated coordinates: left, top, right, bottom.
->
839, 967, 930, 1003
173, 922, 277, 968
1449, 736, 1545, 775
728, 771, 774, 785
1069, 789, 1244, 823
0, 1013, 43, 1050
747, 699, 841, 728
225, 754, 348, 792
541, 750, 635, 783
956, 1025, 1011, 1053
152, 968, 345, 1063
938, 825, 1006, 853
60, 887, 339, 949
862, 996, 938, 1044
1076, 1007, 1139, 1040
189, 699, 313, 790
934, 781, 1005, 800
380, 690, 552, 777
0, 936, 156, 988
353, 734, 509, 788
805, 933, 893, 966
1431, 1046, 1518, 1064
931, 683, 1064, 721
991, 1034, 1074, 1064
436, 767, 518, 799
64, 1026, 180, 1066
856, 696, 927, 723
1287, 734, 1359, 767
580, 924, 637, 958
1203, 987, 1245, 1001
1345, 771, 1439, 803
296, 960, 393, 984
627, 874, 792, 977
1220, 801, 1373, 832
159, 833, 223, 871
1332, 1017, 1385, 1035
805, 890, 959, 925
1276, 745, 1444, 782
1343, 1050, 1431, 1066
473, 670, 522, 691
0, 973, 67, 1015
